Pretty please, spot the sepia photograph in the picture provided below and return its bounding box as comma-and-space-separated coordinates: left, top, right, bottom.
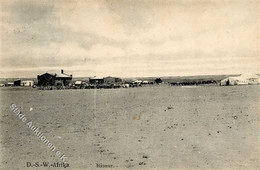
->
0, 0, 259, 169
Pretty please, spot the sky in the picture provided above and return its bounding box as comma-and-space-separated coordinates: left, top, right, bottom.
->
0, 0, 259, 78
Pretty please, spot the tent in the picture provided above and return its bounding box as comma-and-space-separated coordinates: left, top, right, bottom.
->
220, 74, 258, 86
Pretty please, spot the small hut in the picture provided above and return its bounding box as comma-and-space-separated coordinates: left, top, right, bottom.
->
21, 80, 34, 87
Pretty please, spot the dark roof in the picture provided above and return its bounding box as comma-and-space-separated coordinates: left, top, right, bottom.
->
38, 73, 56, 76
39, 72, 72, 78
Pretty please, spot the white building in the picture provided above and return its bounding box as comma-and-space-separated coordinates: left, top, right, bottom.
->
74, 81, 82, 85
21, 80, 34, 87
220, 74, 258, 86
7, 82, 14, 86
142, 81, 149, 84
229, 77, 248, 85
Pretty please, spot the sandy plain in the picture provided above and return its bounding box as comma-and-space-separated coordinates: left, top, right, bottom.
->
0, 85, 259, 169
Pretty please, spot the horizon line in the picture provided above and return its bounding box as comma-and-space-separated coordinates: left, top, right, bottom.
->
2, 73, 259, 80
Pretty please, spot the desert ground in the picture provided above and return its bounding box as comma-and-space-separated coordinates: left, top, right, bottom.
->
0, 85, 259, 169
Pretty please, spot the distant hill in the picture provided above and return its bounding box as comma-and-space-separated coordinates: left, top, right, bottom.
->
122, 74, 241, 83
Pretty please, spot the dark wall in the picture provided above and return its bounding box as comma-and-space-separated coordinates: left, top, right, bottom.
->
37, 73, 56, 86
14, 80, 21, 86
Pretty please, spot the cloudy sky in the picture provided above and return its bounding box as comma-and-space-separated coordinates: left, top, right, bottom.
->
0, 0, 259, 78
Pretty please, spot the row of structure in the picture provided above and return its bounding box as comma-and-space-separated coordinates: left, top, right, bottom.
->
2, 70, 259, 88
37, 70, 123, 87
89, 76, 122, 84
13, 80, 34, 86
37, 69, 72, 86
220, 74, 259, 86
2, 70, 125, 88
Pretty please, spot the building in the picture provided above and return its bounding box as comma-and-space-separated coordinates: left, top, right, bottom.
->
103, 76, 122, 84
37, 73, 56, 86
134, 80, 142, 84
232, 78, 248, 85
89, 77, 104, 84
220, 78, 229, 86
220, 77, 248, 86
74, 81, 82, 86
14, 79, 35, 87
55, 70, 73, 86
142, 81, 149, 84
37, 70, 72, 86
7, 82, 14, 86
220, 74, 258, 86
14, 80, 21, 86
21, 80, 34, 87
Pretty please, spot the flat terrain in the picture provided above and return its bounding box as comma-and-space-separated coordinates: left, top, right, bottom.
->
0, 85, 259, 169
